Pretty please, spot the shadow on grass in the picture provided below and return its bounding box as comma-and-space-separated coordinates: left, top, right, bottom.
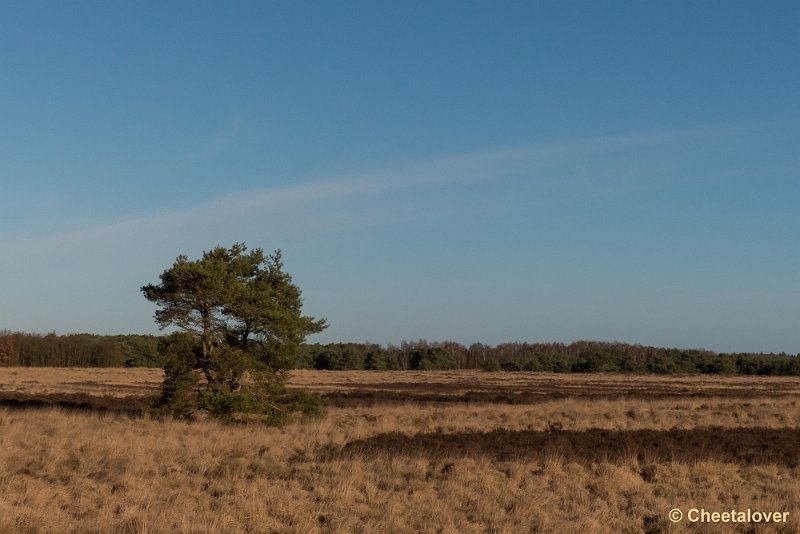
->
319, 389, 799, 407
0, 392, 152, 417
321, 427, 800, 466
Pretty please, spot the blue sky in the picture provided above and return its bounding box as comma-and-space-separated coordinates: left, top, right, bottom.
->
1, 1, 798, 353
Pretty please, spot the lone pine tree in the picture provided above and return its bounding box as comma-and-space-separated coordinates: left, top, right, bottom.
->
142, 243, 327, 421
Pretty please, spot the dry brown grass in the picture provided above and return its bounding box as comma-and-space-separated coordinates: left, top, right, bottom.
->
288, 369, 800, 395
0, 368, 162, 398
0, 368, 799, 533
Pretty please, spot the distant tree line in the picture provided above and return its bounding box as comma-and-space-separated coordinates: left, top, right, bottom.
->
298, 340, 800, 375
0, 330, 161, 368
1, 331, 799, 375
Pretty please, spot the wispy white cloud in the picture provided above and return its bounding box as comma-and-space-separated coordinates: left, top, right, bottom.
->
0, 122, 753, 264
2, 121, 796, 341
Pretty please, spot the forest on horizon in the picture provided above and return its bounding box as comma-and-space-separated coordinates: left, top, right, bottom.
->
1, 330, 798, 376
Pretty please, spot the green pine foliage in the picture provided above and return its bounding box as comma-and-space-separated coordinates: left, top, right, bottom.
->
142, 243, 327, 422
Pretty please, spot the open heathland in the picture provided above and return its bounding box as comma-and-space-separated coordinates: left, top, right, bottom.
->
0, 368, 799, 532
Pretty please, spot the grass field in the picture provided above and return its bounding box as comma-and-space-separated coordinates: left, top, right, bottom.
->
1, 368, 799, 533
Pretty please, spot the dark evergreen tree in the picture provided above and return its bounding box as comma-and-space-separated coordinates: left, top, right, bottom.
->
142, 243, 327, 421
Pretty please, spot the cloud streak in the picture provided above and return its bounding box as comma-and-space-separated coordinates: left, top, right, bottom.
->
2, 120, 798, 350
0, 122, 754, 264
